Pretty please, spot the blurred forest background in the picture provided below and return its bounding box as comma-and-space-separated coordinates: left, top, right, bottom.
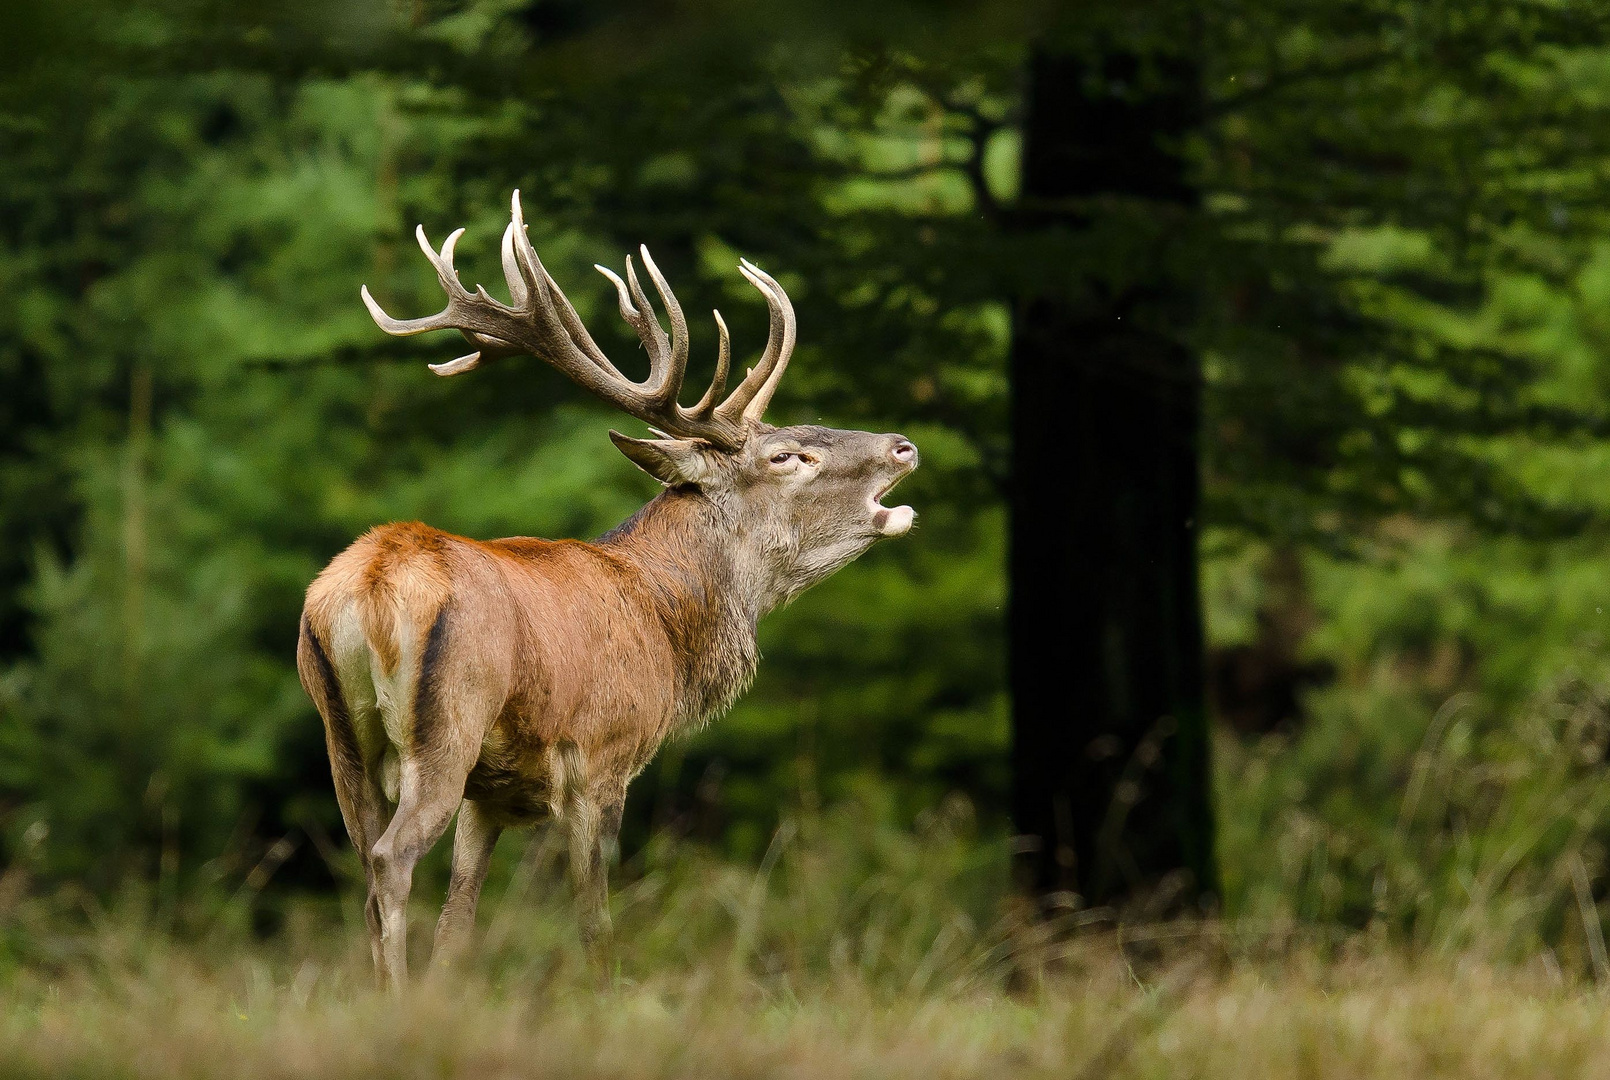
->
7, 0, 1610, 977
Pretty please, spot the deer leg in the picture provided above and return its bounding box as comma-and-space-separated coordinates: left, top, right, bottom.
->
333, 762, 391, 980
567, 789, 624, 974
315, 694, 393, 984
430, 798, 502, 972
368, 759, 471, 992
300, 623, 397, 984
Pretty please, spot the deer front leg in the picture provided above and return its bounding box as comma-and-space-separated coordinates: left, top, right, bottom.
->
566, 790, 624, 974
431, 799, 502, 972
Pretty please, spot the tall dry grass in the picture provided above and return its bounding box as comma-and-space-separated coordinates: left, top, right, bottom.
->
8, 923, 1610, 1079
8, 786, 1610, 1079
1218, 670, 1610, 973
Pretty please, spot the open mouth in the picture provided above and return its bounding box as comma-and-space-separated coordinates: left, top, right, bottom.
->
868, 474, 916, 537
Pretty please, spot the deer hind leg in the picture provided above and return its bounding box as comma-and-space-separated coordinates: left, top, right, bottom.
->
299, 618, 395, 981
343, 699, 395, 982
325, 740, 391, 978
368, 754, 473, 991
367, 599, 501, 992
334, 706, 400, 984
430, 798, 502, 972
339, 748, 392, 979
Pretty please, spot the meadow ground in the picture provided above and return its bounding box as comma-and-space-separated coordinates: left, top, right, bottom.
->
6, 933, 1610, 1080
8, 795, 1610, 1080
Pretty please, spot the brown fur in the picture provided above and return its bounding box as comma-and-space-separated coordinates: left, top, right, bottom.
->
299, 422, 918, 989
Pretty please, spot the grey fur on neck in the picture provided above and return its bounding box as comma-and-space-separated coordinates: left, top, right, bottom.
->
599, 489, 773, 727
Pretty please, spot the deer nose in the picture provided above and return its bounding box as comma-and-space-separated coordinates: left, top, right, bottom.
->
889, 438, 919, 466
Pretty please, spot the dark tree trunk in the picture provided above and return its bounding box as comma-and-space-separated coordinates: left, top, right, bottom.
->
1009, 48, 1216, 910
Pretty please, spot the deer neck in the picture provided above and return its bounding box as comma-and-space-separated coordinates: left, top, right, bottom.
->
598, 489, 775, 724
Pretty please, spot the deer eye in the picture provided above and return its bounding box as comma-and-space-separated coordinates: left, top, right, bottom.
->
770, 451, 796, 464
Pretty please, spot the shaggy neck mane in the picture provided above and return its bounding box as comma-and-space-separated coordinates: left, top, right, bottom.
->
598, 489, 765, 725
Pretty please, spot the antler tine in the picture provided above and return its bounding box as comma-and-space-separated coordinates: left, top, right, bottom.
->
500, 222, 530, 308
623, 257, 666, 362
624, 255, 680, 405
736, 260, 797, 424
714, 259, 797, 426
637, 246, 690, 407
596, 255, 684, 397
507, 191, 625, 380
690, 310, 731, 418
360, 283, 430, 336
423, 227, 471, 297
593, 262, 653, 350
360, 226, 482, 338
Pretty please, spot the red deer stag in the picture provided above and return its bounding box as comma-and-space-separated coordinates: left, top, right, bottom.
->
297, 192, 918, 988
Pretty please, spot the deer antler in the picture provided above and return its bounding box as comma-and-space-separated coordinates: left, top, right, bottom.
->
360, 191, 796, 451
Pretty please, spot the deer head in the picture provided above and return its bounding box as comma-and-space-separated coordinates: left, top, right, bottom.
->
361, 191, 918, 606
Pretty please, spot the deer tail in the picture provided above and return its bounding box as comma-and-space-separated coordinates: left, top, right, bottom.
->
357, 577, 403, 679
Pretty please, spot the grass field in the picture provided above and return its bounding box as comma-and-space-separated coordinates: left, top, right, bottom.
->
6, 935, 1610, 1080
7, 795, 1610, 1080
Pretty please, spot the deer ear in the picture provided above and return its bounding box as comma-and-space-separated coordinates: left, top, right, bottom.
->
609, 431, 717, 487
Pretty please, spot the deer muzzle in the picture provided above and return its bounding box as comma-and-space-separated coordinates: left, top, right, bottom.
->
870, 437, 919, 536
